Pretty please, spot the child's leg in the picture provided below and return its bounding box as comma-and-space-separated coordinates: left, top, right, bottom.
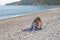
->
23, 26, 33, 31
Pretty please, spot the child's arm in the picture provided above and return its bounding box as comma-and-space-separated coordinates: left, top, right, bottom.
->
37, 22, 42, 28
31, 22, 36, 26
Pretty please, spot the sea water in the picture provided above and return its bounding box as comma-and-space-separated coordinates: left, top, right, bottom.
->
0, 5, 58, 19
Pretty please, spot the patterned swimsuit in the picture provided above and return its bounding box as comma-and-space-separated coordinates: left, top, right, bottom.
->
23, 21, 41, 31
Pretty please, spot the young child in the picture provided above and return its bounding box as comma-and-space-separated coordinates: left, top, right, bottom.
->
22, 17, 42, 32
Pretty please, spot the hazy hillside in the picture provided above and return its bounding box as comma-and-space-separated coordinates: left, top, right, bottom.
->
6, 0, 60, 5
6, 0, 34, 5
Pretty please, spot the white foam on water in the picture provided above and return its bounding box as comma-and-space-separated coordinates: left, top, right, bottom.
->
0, 7, 59, 20
49, 8, 59, 11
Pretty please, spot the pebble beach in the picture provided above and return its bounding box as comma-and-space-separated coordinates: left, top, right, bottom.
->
0, 8, 60, 40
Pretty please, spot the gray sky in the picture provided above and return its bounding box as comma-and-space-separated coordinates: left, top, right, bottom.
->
0, 0, 21, 5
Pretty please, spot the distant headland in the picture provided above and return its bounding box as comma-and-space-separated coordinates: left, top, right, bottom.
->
6, 0, 60, 5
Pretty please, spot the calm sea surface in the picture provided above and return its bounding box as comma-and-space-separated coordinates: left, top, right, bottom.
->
0, 5, 59, 19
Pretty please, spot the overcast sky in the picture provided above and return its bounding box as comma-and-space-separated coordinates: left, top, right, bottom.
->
0, 0, 21, 5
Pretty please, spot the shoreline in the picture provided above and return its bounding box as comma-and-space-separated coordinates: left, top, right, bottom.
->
0, 7, 59, 20
0, 7, 60, 40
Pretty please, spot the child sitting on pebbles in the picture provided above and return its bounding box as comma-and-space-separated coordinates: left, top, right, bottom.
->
22, 17, 44, 32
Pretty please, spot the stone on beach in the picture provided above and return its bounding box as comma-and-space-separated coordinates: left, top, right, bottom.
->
0, 8, 60, 40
